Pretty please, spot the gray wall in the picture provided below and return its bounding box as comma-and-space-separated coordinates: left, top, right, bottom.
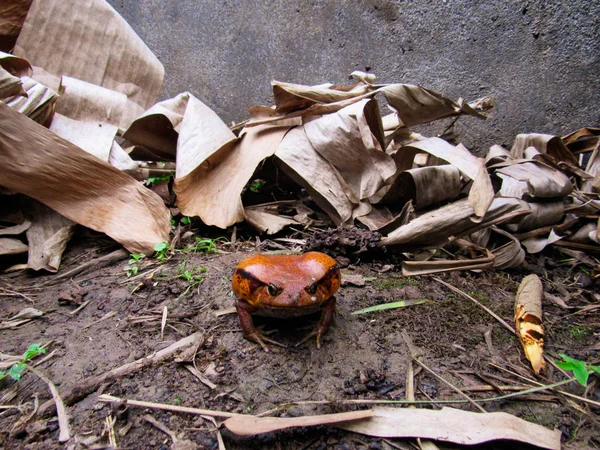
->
107, 0, 599, 153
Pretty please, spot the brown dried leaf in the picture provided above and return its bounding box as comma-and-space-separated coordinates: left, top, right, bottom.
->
511, 133, 577, 166
0, 103, 170, 255
303, 99, 394, 203
514, 274, 546, 375
0, 237, 28, 256
380, 84, 486, 127
337, 406, 559, 449
243, 203, 301, 235
224, 409, 374, 436
3, 76, 57, 124
275, 127, 353, 225
495, 160, 572, 199
272, 79, 375, 113
24, 200, 76, 272
14, 0, 164, 127
0, 67, 24, 99
175, 124, 289, 228
380, 197, 530, 248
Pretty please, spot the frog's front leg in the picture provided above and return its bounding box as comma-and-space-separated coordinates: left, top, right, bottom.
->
297, 297, 336, 349
235, 300, 287, 352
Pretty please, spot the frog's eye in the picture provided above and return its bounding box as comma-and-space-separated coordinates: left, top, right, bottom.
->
267, 283, 279, 296
306, 283, 318, 295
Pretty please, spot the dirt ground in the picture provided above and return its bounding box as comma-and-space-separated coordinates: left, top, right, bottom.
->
0, 226, 598, 450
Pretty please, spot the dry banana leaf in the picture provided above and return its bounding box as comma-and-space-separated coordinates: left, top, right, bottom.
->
272, 79, 375, 113
24, 200, 76, 272
397, 138, 494, 218
303, 99, 393, 203
0, 0, 33, 52
390, 165, 461, 210
495, 160, 572, 199
0, 50, 31, 76
243, 203, 301, 235
0, 237, 28, 256
0, 67, 25, 99
175, 123, 290, 228
379, 197, 530, 248
488, 227, 526, 269
514, 274, 546, 375
402, 248, 495, 276
563, 127, 600, 154
275, 126, 354, 225
14, 0, 164, 128
337, 406, 560, 449
511, 133, 577, 166
3, 76, 57, 124
123, 93, 189, 160
505, 201, 565, 233
0, 103, 170, 255
379, 84, 486, 128
521, 229, 563, 254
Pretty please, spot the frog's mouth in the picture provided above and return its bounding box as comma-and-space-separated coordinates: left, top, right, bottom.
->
254, 303, 323, 318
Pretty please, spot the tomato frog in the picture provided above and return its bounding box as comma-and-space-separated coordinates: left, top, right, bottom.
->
231, 252, 341, 351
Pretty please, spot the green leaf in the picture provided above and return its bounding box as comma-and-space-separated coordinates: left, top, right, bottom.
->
589, 365, 600, 375
154, 242, 168, 252
23, 343, 45, 360
572, 364, 589, 387
180, 216, 192, 225
352, 299, 428, 315
555, 360, 577, 371
9, 363, 26, 381
558, 353, 581, 364
0, 370, 7, 381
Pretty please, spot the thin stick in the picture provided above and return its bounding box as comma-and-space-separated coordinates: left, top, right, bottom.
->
27, 366, 70, 442
411, 357, 487, 413
36, 332, 204, 418
98, 394, 241, 418
490, 363, 600, 408
433, 277, 515, 334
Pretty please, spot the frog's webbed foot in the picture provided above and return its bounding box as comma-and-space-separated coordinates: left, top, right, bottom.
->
245, 330, 287, 352
296, 297, 336, 350
236, 301, 286, 352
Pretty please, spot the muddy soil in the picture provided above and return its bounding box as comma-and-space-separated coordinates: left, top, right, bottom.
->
0, 228, 598, 450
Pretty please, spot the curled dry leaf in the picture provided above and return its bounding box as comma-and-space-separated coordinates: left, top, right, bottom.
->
0, 237, 28, 256
380, 84, 486, 128
514, 274, 546, 375
303, 98, 394, 203
223, 409, 374, 436
0, 67, 25, 99
0, 103, 170, 255
14, 0, 164, 128
379, 197, 530, 248
24, 200, 76, 272
511, 133, 578, 166
275, 126, 353, 225
3, 76, 58, 124
0, 50, 32, 77
337, 406, 560, 449
495, 160, 573, 200
175, 123, 290, 228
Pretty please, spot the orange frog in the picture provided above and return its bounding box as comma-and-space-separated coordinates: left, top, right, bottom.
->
231, 252, 341, 351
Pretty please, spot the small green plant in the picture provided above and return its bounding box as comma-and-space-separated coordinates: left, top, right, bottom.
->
0, 343, 46, 382
153, 241, 170, 261
177, 260, 207, 285
179, 237, 227, 254
568, 324, 592, 342
249, 179, 266, 192
124, 253, 145, 277
144, 173, 173, 186
555, 353, 600, 387
180, 216, 192, 225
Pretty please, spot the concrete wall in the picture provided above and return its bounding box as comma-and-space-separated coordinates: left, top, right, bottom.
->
107, 0, 599, 153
